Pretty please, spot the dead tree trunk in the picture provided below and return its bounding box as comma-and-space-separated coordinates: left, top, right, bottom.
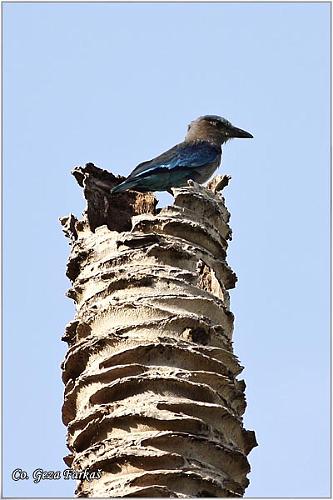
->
60, 163, 257, 498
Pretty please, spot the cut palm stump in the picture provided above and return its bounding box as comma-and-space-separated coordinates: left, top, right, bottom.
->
60, 163, 257, 498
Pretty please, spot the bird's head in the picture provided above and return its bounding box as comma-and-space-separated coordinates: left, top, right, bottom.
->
186, 115, 253, 145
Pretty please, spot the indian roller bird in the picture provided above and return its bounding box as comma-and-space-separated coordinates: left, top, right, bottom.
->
111, 115, 253, 193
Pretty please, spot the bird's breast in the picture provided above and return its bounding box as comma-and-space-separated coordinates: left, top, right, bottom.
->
193, 155, 222, 184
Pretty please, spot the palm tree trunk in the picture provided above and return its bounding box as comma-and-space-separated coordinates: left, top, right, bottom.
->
60, 163, 257, 498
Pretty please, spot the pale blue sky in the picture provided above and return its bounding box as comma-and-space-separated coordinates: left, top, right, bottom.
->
3, 2, 330, 497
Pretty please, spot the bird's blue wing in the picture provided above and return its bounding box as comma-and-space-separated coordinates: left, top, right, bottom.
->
128, 141, 220, 179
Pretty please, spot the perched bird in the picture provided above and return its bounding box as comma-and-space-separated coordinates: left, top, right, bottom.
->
111, 115, 253, 193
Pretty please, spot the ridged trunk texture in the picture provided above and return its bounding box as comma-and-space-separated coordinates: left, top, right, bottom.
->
60, 163, 257, 498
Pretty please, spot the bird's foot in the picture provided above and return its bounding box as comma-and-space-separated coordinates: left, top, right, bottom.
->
187, 179, 201, 190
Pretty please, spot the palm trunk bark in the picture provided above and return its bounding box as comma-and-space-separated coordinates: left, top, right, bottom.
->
60, 163, 257, 498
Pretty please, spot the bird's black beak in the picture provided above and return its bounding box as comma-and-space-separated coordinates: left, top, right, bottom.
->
229, 126, 253, 139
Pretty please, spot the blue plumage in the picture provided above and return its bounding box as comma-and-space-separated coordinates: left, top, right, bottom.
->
111, 115, 252, 193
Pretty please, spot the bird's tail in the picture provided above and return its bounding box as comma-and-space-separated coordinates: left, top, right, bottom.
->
111, 178, 138, 194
